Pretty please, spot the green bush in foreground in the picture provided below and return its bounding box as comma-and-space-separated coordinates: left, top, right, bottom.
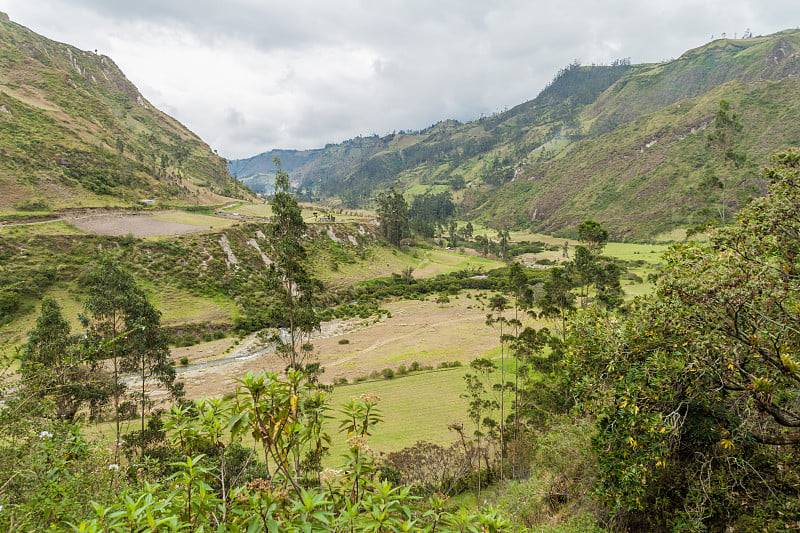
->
62, 370, 512, 532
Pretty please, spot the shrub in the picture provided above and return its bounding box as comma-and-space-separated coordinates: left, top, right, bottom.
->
410, 361, 420, 372
386, 441, 472, 496
333, 377, 349, 386
397, 365, 407, 375
338, 338, 350, 345
203, 332, 213, 342
381, 368, 395, 379
179, 357, 189, 366
213, 330, 226, 339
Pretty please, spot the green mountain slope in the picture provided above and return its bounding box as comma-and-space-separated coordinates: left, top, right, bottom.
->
0, 12, 244, 216
228, 148, 322, 195
231, 29, 800, 239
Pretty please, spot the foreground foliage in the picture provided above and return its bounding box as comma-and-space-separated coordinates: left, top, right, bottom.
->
0, 369, 511, 531
563, 149, 800, 531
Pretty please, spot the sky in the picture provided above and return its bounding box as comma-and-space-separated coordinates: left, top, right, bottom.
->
0, 1, 799, 160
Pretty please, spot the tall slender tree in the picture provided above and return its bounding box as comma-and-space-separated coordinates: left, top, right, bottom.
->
265, 157, 322, 374
83, 256, 178, 453
21, 298, 112, 421
376, 187, 409, 246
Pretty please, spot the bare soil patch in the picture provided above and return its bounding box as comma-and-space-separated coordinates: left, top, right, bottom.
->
69, 213, 210, 237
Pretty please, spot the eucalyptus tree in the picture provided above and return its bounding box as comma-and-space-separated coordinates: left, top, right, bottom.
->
376, 187, 409, 246
83, 256, 178, 450
21, 298, 112, 422
265, 157, 322, 375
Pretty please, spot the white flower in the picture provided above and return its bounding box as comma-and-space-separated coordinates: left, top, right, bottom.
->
117, 440, 126, 447
39, 430, 53, 439
108, 464, 119, 471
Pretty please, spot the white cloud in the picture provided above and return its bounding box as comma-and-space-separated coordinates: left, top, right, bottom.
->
0, 0, 799, 158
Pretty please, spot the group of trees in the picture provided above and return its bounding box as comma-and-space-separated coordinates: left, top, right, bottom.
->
20, 256, 182, 458
559, 149, 800, 530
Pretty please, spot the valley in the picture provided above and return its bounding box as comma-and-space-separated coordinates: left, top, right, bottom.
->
1, 9, 799, 532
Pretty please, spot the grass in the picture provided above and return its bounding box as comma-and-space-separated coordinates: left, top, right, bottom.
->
413, 248, 505, 277
327, 367, 472, 456
0, 219, 85, 236
150, 211, 238, 229
602, 241, 670, 264
143, 284, 239, 326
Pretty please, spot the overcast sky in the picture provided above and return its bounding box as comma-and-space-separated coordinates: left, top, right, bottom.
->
1, 1, 799, 159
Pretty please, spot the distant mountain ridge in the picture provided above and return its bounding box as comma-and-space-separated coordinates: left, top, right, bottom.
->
230, 29, 800, 238
0, 12, 246, 215
228, 149, 322, 195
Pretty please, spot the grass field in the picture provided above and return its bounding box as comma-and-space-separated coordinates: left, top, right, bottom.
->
150, 211, 238, 230
80, 363, 506, 465
328, 367, 472, 455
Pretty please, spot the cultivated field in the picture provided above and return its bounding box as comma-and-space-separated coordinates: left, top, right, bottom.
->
68, 212, 235, 237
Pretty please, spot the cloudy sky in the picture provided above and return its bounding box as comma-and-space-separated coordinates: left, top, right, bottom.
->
1, 1, 798, 159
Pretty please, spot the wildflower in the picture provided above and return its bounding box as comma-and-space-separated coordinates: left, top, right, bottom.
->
346, 435, 372, 454
39, 430, 53, 439
108, 464, 119, 471
117, 440, 126, 447
359, 393, 381, 404
319, 468, 343, 484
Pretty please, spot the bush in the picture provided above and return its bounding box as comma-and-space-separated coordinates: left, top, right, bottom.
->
203, 332, 214, 342
14, 199, 50, 211
333, 377, 349, 386
179, 357, 189, 366
386, 441, 472, 496
397, 365, 407, 375
381, 368, 395, 379
338, 338, 350, 345
410, 361, 420, 372
213, 330, 226, 339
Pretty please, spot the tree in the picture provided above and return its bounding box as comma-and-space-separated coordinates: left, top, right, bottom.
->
83, 256, 178, 451
461, 357, 500, 494
475, 234, 490, 256
265, 157, 322, 374
506, 262, 533, 442
577, 219, 608, 255
562, 148, 800, 529
464, 221, 474, 239
706, 99, 745, 223
21, 298, 112, 421
448, 220, 458, 247
485, 294, 511, 480
376, 187, 409, 246
496, 228, 510, 261
538, 267, 576, 338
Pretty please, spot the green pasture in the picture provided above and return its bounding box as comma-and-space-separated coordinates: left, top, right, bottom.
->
151, 211, 238, 230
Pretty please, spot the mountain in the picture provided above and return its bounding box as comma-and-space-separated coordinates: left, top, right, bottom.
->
228, 148, 322, 195
0, 12, 245, 216
230, 29, 800, 239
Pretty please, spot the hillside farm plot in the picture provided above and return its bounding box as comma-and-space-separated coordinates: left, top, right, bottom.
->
68, 212, 232, 237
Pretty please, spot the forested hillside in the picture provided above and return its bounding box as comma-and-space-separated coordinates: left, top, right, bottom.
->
231, 29, 800, 239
